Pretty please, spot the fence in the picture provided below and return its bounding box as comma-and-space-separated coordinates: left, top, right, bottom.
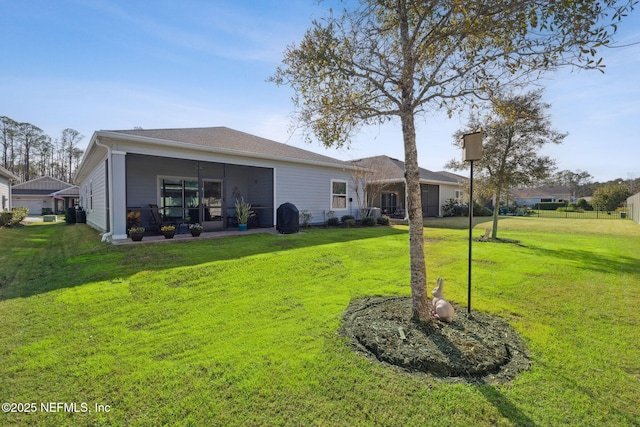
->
628, 193, 640, 224
528, 203, 633, 220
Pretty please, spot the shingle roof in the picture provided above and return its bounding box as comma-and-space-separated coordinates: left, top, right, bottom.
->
510, 186, 571, 199
105, 127, 352, 168
352, 155, 460, 184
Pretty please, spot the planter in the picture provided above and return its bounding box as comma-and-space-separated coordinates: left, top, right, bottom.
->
238, 223, 248, 231
163, 230, 175, 239
190, 229, 202, 237
129, 232, 144, 242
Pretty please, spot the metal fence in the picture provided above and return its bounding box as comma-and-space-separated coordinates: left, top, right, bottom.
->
526, 204, 633, 220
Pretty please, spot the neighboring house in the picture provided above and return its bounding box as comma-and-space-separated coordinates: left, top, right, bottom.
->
0, 165, 19, 211
510, 185, 572, 207
352, 155, 465, 218
73, 127, 360, 241
11, 176, 77, 215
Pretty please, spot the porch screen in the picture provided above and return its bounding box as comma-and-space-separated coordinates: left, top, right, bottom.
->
160, 178, 198, 219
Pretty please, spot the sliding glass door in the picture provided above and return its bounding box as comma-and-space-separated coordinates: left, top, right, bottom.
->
202, 180, 224, 231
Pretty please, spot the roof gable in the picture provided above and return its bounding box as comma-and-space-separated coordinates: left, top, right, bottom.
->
12, 176, 72, 191
353, 155, 460, 184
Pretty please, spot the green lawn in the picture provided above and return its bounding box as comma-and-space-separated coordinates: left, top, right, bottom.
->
1, 218, 639, 426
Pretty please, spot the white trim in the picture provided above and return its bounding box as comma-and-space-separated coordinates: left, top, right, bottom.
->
330, 179, 348, 211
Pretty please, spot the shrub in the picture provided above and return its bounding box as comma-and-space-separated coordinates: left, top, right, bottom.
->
301, 210, 312, 227
361, 216, 377, 226
0, 211, 12, 227
344, 218, 356, 228
341, 215, 355, 223
11, 207, 28, 224
377, 215, 390, 226
534, 202, 567, 211
327, 217, 340, 226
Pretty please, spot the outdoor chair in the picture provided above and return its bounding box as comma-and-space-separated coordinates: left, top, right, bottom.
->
148, 204, 176, 231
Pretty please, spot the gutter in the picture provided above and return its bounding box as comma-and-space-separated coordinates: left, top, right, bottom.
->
93, 137, 114, 242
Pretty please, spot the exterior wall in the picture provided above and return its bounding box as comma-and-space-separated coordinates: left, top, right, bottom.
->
0, 176, 10, 211
275, 162, 357, 224
79, 136, 359, 239
439, 183, 462, 216
81, 157, 108, 232
627, 192, 640, 225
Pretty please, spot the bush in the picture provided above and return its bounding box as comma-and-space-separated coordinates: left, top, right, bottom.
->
344, 218, 356, 228
361, 216, 377, 226
534, 202, 567, 211
377, 215, 390, 226
341, 215, 355, 223
327, 217, 340, 226
0, 211, 12, 227
11, 207, 28, 224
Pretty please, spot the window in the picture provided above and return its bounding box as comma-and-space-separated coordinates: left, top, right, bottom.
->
455, 190, 463, 200
160, 178, 199, 219
331, 180, 347, 209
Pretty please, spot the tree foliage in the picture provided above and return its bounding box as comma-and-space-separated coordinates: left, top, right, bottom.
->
0, 115, 84, 183
447, 90, 566, 238
271, 0, 635, 322
591, 183, 632, 211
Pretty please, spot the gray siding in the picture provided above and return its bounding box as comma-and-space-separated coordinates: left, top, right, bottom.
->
275, 163, 357, 224
83, 158, 107, 232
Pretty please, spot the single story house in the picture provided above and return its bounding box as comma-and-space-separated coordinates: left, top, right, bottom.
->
73, 127, 361, 241
0, 165, 19, 211
510, 185, 572, 207
352, 155, 465, 218
11, 176, 77, 215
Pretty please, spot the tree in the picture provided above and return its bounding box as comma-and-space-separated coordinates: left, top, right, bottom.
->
548, 170, 594, 199
17, 122, 47, 181
351, 156, 401, 217
447, 90, 566, 239
60, 128, 84, 183
271, 0, 635, 323
0, 116, 18, 170
591, 183, 632, 211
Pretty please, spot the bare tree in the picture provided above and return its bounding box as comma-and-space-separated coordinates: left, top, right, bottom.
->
60, 128, 84, 182
0, 116, 18, 170
271, 0, 635, 322
17, 122, 46, 181
351, 156, 401, 217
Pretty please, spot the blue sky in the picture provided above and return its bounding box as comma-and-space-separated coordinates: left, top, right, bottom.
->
1, 1, 639, 182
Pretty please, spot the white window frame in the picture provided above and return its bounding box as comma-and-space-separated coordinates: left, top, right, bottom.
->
331, 179, 348, 210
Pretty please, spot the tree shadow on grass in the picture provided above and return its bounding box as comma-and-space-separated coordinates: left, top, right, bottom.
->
0, 223, 408, 301
524, 244, 640, 276
476, 384, 538, 426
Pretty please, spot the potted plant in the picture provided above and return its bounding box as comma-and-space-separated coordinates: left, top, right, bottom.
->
161, 225, 176, 239
127, 211, 141, 230
128, 226, 145, 241
189, 223, 203, 237
234, 197, 254, 231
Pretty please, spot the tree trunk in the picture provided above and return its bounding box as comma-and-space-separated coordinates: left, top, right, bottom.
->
491, 191, 500, 239
401, 113, 430, 323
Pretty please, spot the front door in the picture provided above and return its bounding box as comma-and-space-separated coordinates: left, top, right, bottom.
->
202, 180, 224, 231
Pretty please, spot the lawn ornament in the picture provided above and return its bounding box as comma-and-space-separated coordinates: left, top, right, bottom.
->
432, 277, 455, 323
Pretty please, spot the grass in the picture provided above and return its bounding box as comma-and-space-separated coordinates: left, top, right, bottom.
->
0, 218, 639, 426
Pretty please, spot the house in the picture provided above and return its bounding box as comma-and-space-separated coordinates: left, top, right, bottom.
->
0, 165, 19, 211
510, 185, 572, 207
10, 176, 77, 215
352, 155, 465, 218
73, 127, 360, 241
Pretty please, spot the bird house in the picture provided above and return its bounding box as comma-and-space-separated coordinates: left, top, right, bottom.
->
462, 131, 483, 162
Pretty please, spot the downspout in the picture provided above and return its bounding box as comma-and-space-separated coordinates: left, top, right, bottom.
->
94, 138, 114, 242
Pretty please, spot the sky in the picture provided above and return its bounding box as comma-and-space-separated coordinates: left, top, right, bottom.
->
1, 0, 639, 183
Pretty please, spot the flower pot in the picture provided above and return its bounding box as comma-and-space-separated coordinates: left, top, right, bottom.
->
163, 230, 175, 239
190, 229, 202, 237
238, 223, 247, 231
129, 232, 144, 242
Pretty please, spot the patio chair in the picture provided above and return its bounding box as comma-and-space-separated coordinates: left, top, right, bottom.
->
148, 204, 176, 231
